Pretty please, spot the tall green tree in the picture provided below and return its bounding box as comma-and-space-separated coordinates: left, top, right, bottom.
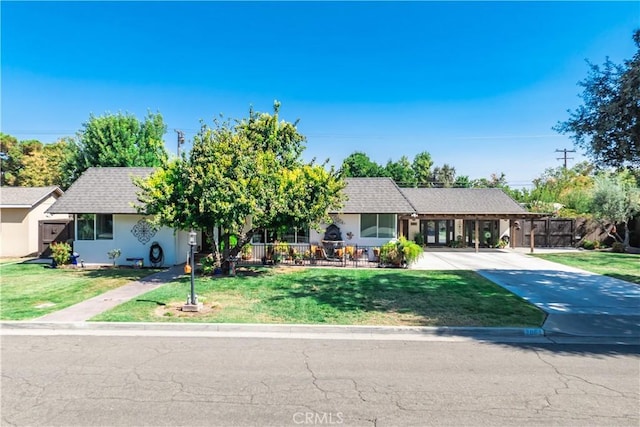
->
554, 29, 640, 169
340, 152, 387, 177
385, 156, 416, 187
136, 103, 345, 267
590, 171, 640, 247
65, 111, 168, 187
430, 164, 456, 188
412, 151, 433, 187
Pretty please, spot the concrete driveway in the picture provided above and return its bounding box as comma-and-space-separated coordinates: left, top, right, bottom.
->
412, 249, 640, 338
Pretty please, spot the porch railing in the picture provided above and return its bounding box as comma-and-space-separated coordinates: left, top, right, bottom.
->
236, 243, 383, 268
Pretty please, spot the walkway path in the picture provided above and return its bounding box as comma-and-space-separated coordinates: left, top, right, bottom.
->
413, 249, 640, 337
33, 265, 185, 322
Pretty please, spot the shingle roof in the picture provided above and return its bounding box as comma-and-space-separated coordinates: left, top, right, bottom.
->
339, 178, 416, 214
47, 167, 154, 214
0, 186, 63, 208
400, 187, 526, 215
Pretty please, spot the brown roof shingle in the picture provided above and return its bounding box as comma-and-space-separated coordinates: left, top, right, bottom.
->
339, 178, 415, 214
400, 187, 526, 215
0, 186, 62, 207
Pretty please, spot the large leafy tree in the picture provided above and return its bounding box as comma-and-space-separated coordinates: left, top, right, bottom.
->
430, 164, 457, 188
64, 111, 168, 187
590, 171, 640, 247
0, 134, 73, 187
385, 155, 416, 187
136, 103, 345, 266
340, 151, 387, 177
554, 29, 640, 169
412, 151, 433, 187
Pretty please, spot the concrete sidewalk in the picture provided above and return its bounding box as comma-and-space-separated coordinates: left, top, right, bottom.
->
33, 264, 185, 322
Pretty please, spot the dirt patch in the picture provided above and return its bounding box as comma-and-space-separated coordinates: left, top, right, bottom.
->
155, 301, 220, 318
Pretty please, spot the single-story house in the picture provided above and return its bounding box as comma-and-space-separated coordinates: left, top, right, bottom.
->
0, 186, 69, 257
309, 178, 545, 250
46, 167, 195, 266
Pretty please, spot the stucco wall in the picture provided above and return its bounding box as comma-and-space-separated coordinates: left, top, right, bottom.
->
72, 214, 194, 266
0, 194, 68, 257
309, 213, 399, 248
0, 208, 29, 257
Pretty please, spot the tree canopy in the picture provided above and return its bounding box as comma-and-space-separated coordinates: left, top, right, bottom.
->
136, 103, 345, 263
0, 133, 73, 188
64, 111, 168, 187
554, 29, 640, 169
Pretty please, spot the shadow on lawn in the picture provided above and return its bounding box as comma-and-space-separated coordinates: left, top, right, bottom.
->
265, 269, 543, 327
605, 273, 640, 285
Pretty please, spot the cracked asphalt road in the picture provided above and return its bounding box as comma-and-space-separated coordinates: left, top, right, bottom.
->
2, 336, 638, 426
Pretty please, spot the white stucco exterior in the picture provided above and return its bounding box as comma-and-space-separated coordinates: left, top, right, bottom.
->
309, 213, 399, 248
72, 214, 195, 266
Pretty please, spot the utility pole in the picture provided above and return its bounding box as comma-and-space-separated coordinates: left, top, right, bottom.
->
555, 148, 575, 169
175, 129, 185, 157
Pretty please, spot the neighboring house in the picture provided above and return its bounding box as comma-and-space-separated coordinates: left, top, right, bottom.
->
0, 186, 69, 257
309, 178, 544, 249
46, 167, 194, 266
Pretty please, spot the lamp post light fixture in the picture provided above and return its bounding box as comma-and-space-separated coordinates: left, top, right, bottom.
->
183, 230, 201, 312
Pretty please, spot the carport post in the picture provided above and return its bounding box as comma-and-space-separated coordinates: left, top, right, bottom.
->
474, 220, 479, 253
530, 218, 535, 253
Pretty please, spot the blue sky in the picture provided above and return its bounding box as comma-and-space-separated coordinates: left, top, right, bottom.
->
2, 1, 638, 187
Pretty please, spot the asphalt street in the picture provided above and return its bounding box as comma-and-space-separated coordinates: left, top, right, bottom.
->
2, 334, 638, 427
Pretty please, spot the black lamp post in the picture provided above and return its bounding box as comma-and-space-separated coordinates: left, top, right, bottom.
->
188, 230, 197, 305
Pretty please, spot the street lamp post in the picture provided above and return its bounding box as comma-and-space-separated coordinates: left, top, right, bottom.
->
182, 230, 201, 312
188, 230, 197, 305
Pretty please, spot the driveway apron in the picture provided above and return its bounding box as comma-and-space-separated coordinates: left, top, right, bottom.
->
413, 249, 640, 338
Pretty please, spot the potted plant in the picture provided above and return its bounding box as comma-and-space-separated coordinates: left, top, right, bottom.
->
379, 237, 422, 268
241, 243, 253, 260
107, 248, 121, 266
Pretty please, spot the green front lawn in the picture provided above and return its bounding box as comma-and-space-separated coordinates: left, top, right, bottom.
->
0, 263, 160, 320
93, 268, 545, 327
531, 251, 640, 284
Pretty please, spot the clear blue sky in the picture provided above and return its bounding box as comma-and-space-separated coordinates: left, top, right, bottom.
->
2, 1, 638, 187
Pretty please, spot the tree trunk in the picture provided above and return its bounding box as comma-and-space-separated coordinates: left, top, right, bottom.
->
623, 222, 630, 248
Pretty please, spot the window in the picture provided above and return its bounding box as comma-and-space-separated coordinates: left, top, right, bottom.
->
360, 214, 395, 238
251, 227, 309, 244
76, 214, 113, 240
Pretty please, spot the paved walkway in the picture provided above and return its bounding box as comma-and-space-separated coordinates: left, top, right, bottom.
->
413, 248, 640, 337
33, 265, 185, 322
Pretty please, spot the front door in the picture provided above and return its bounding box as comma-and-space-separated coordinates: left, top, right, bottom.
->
420, 220, 453, 246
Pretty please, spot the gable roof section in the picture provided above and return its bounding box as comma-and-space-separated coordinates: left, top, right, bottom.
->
339, 178, 416, 214
400, 187, 526, 215
47, 167, 154, 214
0, 186, 63, 208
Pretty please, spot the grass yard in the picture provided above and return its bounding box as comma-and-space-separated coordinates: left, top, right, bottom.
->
532, 251, 640, 285
0, 263, 160, 320
93, 267, 545, 327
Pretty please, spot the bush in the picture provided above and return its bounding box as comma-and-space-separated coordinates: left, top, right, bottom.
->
581, 239, 601, 250
380, 237, 423, 266
611, 242, 626, 253
107, 248, 121, 266
413, 233, 425, 246
51, 242, 71, 266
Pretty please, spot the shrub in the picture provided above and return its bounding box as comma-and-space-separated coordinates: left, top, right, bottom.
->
581, 239, 601, 250
413, 233, 425, 246
611, 242, 626, 253
380, 237, 423, 266
51, 242, 71, 266
107, 248, 121, 266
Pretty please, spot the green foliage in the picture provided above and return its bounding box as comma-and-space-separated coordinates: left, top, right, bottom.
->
525, 162, 596, 214
137, 102, 345, 263
107, 249, 122, 266
0, 134, 73, 188
380, 237, 423, 266
554, 29, 640, 169
590, 171, 640, 245
611, 242, 626, 253
340, 152, 387, 177
50, 242, 71, 266
412, 151, 433, 186
581, 239, 599, 250
385, 156, 416, 186
430, 164, 456, 188
64, 111, 168, 187
413, 232, 425, 246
